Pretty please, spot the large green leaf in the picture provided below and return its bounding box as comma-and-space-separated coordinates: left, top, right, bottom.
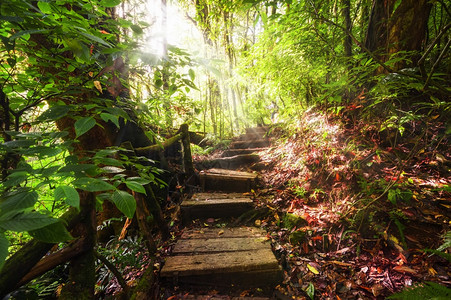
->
37, 105, 72, 122
55, 186, 80, 209
0, 189, 38, 214
79, 31, 111, 47
29, 221, 73, 243
125, 180, 146, 194
101, 0, 122, 8
75, 116, 96, 137
0, 233, 8, 271
59, 164, 97, 175
0, 212, 59, 232
72, 177, 116, 192
100, 112, 119, 128
111, 190, 136, 219
22, 146, 62, 158
1, 171, 28, 187
37, 1, 52, 14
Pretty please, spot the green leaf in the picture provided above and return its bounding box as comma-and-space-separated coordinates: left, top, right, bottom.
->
55, 186, 80, 209
101, 0, 122, 8
22, 146, 62, 158
2, 139, 35, 149
130, 24, 143, 34
0, 233, 8, 271
0, 189, 38, 214
0, 212, 59, 232
59, 164, 97, 175
75, 116, 96, 137
188, 69, 195, 81
305, 282, 315, 300
37, 1, 52, 14
2, 171, 28, 187
126, 177, 151, 185
125, 180, 146, 194
72, 177, 116, 192
100, 112, 119, 128
29, 221, 73, 243
79, 32, 111, 47
10, 29, 48, 40
37, 105, 72, 122
111, 190, 136, 219
155, 78, 163, 89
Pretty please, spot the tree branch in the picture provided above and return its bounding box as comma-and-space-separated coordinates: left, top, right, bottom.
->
18, 238, 89, 286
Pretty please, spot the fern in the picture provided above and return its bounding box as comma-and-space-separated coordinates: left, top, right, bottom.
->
424, 231, 451, 263
387, 282, 451, 300
437, 231, 451, 252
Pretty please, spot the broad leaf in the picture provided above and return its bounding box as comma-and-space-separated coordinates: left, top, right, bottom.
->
72, 177, 115, 192
75, 116, 96, 137
2, 171, 28, 187
55, 186, 80, 209
29, 221, 73, 243
37, 105, 72, 122
0, 212, 59, 232
100, 112, 119, 128
0, 189, 38, 214
79, 31, 111, 47
125, 180, 146, 194
59, 164, 97, 175
111, 190, 136, 219
37, 1, 52, 14
101, 0, 122, 8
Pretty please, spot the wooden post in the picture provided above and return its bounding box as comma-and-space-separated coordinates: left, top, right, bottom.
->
180, 124, 195, 177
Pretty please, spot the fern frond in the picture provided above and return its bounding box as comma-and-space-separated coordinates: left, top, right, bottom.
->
388, 282, 451, 300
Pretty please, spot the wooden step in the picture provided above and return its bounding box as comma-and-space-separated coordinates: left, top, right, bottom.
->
230, 139, 270, 149
237, 132, 266, 141
221, 148, 265, 157
181, 193, 253, 221
160, 228, 282, 289
245, 127, 269, 135
197, 153, 260, 170
199, 169, 258, 192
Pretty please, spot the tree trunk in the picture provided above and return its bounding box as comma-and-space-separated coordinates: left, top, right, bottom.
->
365, 0, 432, 73
342, 0, 352, 58
59, 192, 97, 299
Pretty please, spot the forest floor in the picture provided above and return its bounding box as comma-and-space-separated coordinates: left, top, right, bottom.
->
186, 109, 450, 299
104, 109, 450, 299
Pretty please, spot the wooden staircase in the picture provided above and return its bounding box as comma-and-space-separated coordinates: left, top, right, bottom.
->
160, 126, 281, 296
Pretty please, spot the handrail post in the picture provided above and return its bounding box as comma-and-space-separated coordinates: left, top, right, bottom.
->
180, 124, 195, 177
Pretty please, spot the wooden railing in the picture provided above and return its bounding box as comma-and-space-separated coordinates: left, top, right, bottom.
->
134, 123, 195, 177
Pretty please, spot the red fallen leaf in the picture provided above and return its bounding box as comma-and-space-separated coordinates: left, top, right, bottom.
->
311, 235, 323, 241
302, 241, 309, 254
393, 265, 417, 275
100, 29, 110, 34
335, 173, 340, 181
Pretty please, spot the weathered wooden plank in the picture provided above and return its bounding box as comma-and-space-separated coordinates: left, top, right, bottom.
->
200, 168, 258, 179
230, 139, 270, 150
161, 248, 279, 276
221, 148, 265, 157
181, 197, 253, 221
199, 169, 258, 192
191, 193, 251, 200
180, 227, 266, 239
172, 237, 270, 254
